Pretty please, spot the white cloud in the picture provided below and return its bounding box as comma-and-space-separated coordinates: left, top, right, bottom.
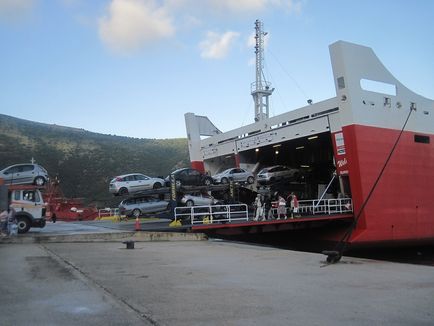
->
166, 0, 303, 14
207, 0, 267, 13
98, 0, 175, 53
0, 0, 35, 21
199, 31, 240, 59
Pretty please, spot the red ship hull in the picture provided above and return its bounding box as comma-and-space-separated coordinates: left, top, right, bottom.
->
334, 124, 434, 246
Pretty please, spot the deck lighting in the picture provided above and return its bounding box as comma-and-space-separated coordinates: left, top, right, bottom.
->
275, 150, 279, 155
300, 165, 310, 168
255, 148, 259, 152
272, 144, 281, 148
296, 146, 305, 150
308, 135, 318, 140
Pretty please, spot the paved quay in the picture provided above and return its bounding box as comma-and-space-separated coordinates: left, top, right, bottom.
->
1, 236, 433, 326
0, 220, 201, 243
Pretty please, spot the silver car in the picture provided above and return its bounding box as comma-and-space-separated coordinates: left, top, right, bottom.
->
257, 165, 300, 185
109, 173, 165, 196
119, 196, 169, 217
181, 192, 221, 207
0, 163, 49, 186
212, 168, 255, 184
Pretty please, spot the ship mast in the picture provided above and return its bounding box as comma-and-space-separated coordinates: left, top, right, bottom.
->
251, 19, 274, 122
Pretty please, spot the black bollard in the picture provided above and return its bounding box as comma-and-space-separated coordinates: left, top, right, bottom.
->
123, 240, 135, 249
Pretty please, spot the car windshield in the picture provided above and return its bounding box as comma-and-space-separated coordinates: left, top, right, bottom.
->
258, 168, 269, 174
171, 168, 186, 175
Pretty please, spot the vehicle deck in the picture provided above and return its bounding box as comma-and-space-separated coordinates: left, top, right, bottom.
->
190, 213, 354, 235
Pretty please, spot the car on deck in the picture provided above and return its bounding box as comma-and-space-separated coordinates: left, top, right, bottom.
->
165, 168, 213, 187
118, 196, 169, 217
109, 173, 165, 196
0, 163, 49, 187
180, 192, 221, 206
212, 168, 255, 184
257, 165, 301, 185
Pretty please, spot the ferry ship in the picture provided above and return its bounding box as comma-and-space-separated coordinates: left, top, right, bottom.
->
184, 22, 433, 248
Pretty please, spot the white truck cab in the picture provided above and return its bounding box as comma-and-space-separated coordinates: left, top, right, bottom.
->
10, 186, 46, 233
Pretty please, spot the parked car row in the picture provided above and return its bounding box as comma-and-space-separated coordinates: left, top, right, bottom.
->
111, 164, 302, 217
0, 162, 301, 219
110, 165, 302, 197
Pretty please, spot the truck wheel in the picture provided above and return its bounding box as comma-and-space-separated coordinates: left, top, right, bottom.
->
247, 176, 254, 184
17, 217, 31, 234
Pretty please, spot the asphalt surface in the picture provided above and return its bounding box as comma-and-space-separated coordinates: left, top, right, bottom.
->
1, 236, 433, 325
0, 243, 149, 325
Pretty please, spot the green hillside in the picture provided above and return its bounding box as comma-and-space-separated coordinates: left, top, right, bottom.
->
0, 114, 189, 206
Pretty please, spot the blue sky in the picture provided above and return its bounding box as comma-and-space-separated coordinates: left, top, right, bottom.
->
1, 0, 433, 139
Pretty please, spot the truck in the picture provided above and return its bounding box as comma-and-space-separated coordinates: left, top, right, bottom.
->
8, 185, 46, 233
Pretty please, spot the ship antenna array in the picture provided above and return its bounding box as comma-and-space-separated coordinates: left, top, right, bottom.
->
251, 19, 274, 122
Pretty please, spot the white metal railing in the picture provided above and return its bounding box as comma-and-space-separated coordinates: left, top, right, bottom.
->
269, 198, 353, 217
174, 204, 249, 225
174, 199, 352, 226
97, 208, 120, 219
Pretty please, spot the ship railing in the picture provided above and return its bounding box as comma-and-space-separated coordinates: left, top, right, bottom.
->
269, 198, 353, 216
298, 198, 353, 215
97, 207, 120, 219
174, 204, 249, 225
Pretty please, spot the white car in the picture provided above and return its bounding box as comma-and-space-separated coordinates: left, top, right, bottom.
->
181, 192, 221, 207
212, 168, 255, 184
109, 173, 165, 196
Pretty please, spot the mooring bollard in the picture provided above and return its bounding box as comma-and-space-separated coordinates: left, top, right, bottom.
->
122, 240, 135, 249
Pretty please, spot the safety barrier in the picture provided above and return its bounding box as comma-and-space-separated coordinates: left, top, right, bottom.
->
269, 198, 352, 216
97, 208, 120, 220
174, 204, 249, 225
299, 198, 353, 215
174, 199, 352, 226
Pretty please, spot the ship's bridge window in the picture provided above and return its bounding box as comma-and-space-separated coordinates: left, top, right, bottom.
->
384, 97, 391, 108
414, 135, 430, 144
360, 79, 396, 96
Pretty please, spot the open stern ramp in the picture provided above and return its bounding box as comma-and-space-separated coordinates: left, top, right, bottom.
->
174, 199, 353, 234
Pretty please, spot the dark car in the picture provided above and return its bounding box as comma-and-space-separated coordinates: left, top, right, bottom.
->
165, 168, 213, 187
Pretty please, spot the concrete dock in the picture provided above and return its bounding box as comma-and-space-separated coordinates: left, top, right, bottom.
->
1, 222, 433, 325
